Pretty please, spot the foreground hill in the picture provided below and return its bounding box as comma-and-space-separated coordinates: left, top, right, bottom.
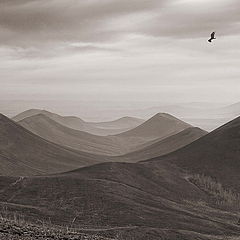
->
0, 219, 113, 240
18, 114, 125, 156
0, 160, 240, 240
147, 116, 240, 192
0, 114, 106, 176
13, 109, 143, 136
119, 127, 207, 162
116, 113, 191, 140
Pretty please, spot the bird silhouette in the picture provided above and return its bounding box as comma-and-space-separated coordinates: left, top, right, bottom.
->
208, 32, 216, 42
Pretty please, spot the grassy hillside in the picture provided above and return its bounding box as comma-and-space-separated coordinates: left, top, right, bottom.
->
1, 161, 240, 239
0, 218, 114, 240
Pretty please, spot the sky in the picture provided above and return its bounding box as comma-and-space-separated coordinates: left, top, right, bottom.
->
0, 0, 240, 119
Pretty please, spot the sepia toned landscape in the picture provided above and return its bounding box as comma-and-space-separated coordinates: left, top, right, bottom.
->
1, 107, 240, 239
1, 0, 240, 239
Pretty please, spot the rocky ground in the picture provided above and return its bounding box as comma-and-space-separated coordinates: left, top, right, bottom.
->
0, 219, 115, 240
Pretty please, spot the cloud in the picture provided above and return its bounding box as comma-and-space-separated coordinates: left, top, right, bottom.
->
0, 0, 162, 47
138, 0, 240, 38
0, 0, 240, 109
0, 0, 239, 52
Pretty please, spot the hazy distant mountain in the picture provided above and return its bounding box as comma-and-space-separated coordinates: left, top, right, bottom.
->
181, 117, 230, 132
0, 114, 105, 176
116, 113, 191, 140
19, 114, 127, 156
89, 116, 144, 129
119, 127, 207, 162
20, 113, 189, 156
134, 102, 227, 119
148, 115, 240, 191
13, 109, 61, 122
13, 109, 144, 136
221, 102, 240, 116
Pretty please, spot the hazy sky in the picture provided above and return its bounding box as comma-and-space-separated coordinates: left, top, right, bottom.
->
0, 0, 240, 117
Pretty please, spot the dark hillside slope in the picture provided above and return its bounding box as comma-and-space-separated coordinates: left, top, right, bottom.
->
119, 127, 207, 162
147, 116, 240, 191
0, 161, 240, 239
0, 114, 104, 176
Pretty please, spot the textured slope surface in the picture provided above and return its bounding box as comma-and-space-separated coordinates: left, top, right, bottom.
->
0, 114, 105, 176
0, 219, 114, 240
119, 127, 207, 162
146, 116, 240, 192
1, 160, 240, 239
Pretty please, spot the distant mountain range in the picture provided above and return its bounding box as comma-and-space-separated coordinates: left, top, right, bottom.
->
16, 110, 193, 157
13, 109, 144, 136
0, 110, 203, 176
5, 101, 240, 131
116, 102, 240, 131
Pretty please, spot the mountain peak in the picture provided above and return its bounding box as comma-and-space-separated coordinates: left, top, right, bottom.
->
152, 112, 177, 119
20, 113, 53, 123
117, 112, 191, 139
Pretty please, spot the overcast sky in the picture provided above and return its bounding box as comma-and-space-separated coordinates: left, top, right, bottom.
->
0, 0, 240, 117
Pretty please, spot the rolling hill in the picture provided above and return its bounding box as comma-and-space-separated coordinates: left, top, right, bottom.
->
146, 116, 240, 192
0, 160, 240, 239
18, 112, 194, 157
13, 109, 144, 136
116, 113, 191, 140
119, 127, 207, 162
0, 113, 107, 176
18, 114, 126, 156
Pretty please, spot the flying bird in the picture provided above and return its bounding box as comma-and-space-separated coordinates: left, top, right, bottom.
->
208, 32, 216, 42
